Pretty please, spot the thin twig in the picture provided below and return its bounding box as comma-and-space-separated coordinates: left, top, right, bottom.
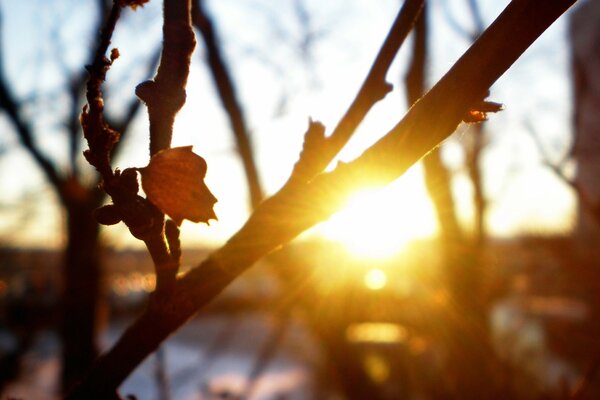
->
241, 314, 289, 400
0, 11, 64, 193
466, 0, 485, 38
82, 0, 197, 294
154, 346, 172, 400
81, 0, 122, 180
524, 119, 600, 225
192, 0, 264, 209
289, 0, 425, 183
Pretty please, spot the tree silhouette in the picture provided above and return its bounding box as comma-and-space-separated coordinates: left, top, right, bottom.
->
0, 0, 156, 390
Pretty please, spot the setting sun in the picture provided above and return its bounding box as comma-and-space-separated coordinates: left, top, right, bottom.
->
315, 167, 438, 259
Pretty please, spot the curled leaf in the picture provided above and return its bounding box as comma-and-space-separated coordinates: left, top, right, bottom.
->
139, 146, 217, 226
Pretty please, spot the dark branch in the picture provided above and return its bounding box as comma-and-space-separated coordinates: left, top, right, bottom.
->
192, 0, 264, 209
0, 12, 64, 194
136, 0, 196, 156
467, 0, 485, 36
81, 1, 122, 180
525, 119, 600, 225
289, 0, 424, 183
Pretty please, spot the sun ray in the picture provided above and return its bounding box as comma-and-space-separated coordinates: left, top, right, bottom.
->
315, 166, 438, 259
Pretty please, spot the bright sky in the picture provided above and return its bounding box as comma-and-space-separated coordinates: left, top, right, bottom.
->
0, 0, 578, 252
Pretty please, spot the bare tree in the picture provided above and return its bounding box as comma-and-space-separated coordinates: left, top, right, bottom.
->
0, 0, 155, 390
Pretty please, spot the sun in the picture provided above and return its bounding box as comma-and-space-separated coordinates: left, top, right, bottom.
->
316, 166, 438, 259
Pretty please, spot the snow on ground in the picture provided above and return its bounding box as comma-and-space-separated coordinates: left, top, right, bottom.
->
3, 314, 319, 400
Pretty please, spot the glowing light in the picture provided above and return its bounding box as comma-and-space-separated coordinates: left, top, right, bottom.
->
346, 322, 408, 344
363, 353, 390, 383
316, 169, 437, 259
364, 268, 387, 290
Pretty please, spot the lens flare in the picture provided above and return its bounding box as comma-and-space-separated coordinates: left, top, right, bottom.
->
316, 170, 437, 259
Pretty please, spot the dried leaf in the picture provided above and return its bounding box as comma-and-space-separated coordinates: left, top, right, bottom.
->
140, 146, 217, 226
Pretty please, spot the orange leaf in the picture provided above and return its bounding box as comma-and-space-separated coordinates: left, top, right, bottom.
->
140, 146, 217, 226
118, 0, 149, 10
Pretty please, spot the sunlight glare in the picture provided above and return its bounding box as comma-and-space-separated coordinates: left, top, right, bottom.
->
346, 322, 408, 344
316, 168, 437, 259
364, 268, 387, 290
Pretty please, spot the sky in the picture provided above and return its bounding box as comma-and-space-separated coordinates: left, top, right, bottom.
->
0, 0, 579, 251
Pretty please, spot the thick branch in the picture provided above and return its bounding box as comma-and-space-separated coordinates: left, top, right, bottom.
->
136, 0, 195, 291
136, 0, 196, 156
68, 0, 577, 397
192, 0, 264, 209
98, 46, 162, 189
106, 47, 161, 142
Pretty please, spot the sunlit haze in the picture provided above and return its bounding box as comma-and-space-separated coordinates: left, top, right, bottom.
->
316, 167, 437, 259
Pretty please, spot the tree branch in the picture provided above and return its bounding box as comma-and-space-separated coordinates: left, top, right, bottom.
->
192, 0, 265, 210
68, 0, 577, 398
290, 0, 424, 183
136, 0, 196, 156
525, 119, 600, 225
0, 12, 64, 194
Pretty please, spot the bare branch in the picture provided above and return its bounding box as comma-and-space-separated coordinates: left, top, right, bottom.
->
289, 0, 425, 183
440, 0, 474, 40
81, 1, 122, 180
0, 12, 64, 193
524, 119, 600, 225
192, 0, 264, 209
136, 0, 196, 156
467, 0, 486, 36
134, 0, 196, 292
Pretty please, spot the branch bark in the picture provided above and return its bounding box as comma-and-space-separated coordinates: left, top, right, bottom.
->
136, 0, 196, 156
68, 0, 577, 398
192, 0, 265, 210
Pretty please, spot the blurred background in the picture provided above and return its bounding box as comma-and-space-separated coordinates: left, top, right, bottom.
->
0, 0, 598, 398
